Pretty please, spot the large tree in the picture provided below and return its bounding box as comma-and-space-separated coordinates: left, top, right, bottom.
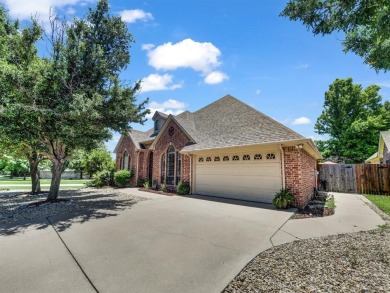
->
1, 0, 149, 200
315, 78, 390, 163
281, 0, 390, 71
0, 5, 46, 193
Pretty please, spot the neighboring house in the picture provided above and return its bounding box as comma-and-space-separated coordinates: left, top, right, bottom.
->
365, 131, 390, 164
114, 95, 322, 208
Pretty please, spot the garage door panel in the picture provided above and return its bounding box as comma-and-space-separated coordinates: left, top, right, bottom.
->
195, 151, 282, 203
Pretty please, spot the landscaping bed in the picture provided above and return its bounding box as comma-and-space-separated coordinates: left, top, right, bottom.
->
291, 192, 335, 219
138, 188, 175, 196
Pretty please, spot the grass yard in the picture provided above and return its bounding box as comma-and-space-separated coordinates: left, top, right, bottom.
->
0, 175, 91, 191
366, 194, 390, 216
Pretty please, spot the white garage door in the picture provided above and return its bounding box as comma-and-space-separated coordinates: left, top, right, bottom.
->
194, 151, 282, 203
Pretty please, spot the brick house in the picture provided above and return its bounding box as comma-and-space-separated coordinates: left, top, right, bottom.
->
114, 95, 322, 208
365, 131, 390, 164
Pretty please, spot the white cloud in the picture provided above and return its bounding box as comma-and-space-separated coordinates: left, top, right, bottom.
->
3, 0, 83, 21
142, 43, 155, 51
292, 116, 311, 125
295, 63, 310, 69
256, 89, 261, 95
146, 99, 187, 119
119, 9, 153, 23
377, 81, 390, 88
204, 71, 229, 85
147, 38, 221, 73
146, 38, 228, 85
66, 7, 76, 14
141, 73, 183, 93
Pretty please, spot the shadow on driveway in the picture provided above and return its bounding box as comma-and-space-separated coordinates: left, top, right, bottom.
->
0, 189, 145, 236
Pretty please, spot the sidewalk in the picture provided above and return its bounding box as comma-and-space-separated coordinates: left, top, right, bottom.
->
271, 192, 386, 246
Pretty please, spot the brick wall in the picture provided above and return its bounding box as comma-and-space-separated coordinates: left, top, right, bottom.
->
115, 135, 138, 185
152, 120, 192, 185
284, 147, 317, 208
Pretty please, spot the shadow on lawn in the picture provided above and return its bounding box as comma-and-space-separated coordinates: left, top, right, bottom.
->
0, 189, 144, 236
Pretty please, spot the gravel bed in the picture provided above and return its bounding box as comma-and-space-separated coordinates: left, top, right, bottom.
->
225, 221, 390, 292
0, 188, 147, 225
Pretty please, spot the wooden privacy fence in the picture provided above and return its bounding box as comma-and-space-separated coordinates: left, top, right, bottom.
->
318, 164, 390, 195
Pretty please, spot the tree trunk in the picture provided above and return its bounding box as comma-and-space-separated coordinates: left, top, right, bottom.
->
30, 159, 41, 194
48, 159, 64, 201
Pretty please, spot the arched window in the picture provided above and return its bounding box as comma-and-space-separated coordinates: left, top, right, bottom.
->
161, 154, 166, 183
166, 146, 175, 185
123, 152, 129, 170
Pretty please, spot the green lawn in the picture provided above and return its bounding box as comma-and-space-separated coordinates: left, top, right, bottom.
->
0, 175, 91, 190
366, 195, 390, 216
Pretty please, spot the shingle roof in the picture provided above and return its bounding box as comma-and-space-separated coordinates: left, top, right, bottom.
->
128, 94, 305, 151
181, 95, 304, 151
381, 131, 390, 147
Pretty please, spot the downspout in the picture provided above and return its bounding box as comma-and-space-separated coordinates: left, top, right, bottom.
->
279, 144, 285, 189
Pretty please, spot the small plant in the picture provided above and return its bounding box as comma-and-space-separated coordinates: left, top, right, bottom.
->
177, 181, 190, 195
325, 198, 336, 209
136, 178, 145, 187
114, 170, 133, 187
143, 180, 150, 189
272, 188, 295, 209
159, 183, 168, 192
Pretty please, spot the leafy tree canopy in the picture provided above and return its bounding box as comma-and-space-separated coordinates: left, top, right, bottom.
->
315, 78, 390, 163
281, 0, 390, 71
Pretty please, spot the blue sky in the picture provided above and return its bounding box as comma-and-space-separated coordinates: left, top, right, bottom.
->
3, 0, 389, 155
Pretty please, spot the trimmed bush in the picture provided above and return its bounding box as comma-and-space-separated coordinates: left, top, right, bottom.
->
272, 188, 295, 209
136, 178, 146, 187
177, 181, 190, 195
87, 170, 114, 187
114, 170, 133, 187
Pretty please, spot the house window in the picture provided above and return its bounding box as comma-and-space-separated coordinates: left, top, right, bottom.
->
214, 156, 220, 162
254, 154, 262, 160
243, 155, 250, 160
166, 146, 175, 185
176, 152, 182, 183
206, 157, 211, 162
223, 156, 229, 161
198, 157, 204, 162
161, 154, 166, 183
123, 152, 130, 170
266, 153, 276, 159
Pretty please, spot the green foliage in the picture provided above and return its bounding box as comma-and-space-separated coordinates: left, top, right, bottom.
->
325, 198, 336, 209
315, 78, 390, 163
365, 195, 390, 216
114, 170, 133, 187
136, 178, 146, 187
0, 155, 29, 177
281, 0, 390, 71
159, 183, 168, 192
0, 0, 149, 199
176, 181, 190, 195
143, 180, 150, 189
81, 147, 115, 176
88, 170, 114, 188
272, 189, 295, 209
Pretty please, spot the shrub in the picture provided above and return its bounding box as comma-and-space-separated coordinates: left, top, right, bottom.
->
87, 169, 114, 187
272, 188, 295, 209
136, 178, 146, 187
114, 170, 133, 187
177, 181, 190, 195
143, 180, 150, 189
159, 183, 168, 192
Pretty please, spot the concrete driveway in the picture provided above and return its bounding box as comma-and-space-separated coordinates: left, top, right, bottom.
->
0, 190, 294, 293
